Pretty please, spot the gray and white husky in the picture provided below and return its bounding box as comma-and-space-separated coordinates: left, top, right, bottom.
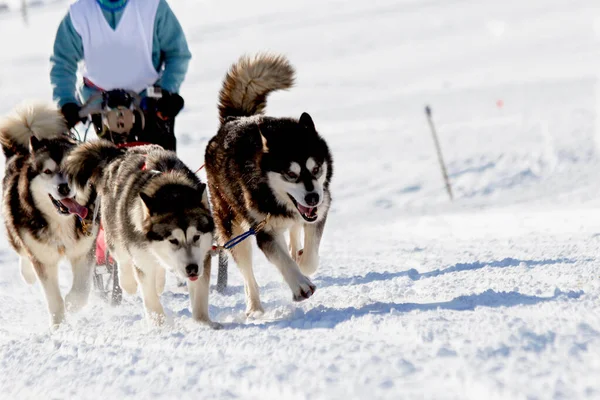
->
0, 102, 99, 328
204, 53, 334, 317
63, 141, 219, 328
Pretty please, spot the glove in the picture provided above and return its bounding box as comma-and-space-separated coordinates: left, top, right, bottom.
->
61, 103, 85, 129
155, 91, 184, 120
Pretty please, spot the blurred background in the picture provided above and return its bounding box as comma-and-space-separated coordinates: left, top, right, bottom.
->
1, 0, 599, 216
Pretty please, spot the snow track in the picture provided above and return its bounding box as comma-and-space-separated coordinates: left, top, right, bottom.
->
0, 0, 599, 398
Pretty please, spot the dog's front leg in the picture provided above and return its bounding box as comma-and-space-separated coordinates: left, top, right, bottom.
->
155, 266, 166, 295
256, 231, 316, 301
187, 255, 222, 329
289, 223, 302, 262
134, 263, 166, 325
298, 216, 327, 276
65, 249, 94, 313
33, 260, 65, 328
229, 224, 264, 317
19, 256, 37, 284
117, 258, 138, 295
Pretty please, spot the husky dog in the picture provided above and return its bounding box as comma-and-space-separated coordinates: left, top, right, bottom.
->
0, 102, 99, 328
63, 141, 219, 327
204, 53, 334, 317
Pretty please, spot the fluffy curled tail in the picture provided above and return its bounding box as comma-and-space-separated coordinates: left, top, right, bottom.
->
0, 101, 68, 158
62, 140, 125, 191
218, 53, 295, 124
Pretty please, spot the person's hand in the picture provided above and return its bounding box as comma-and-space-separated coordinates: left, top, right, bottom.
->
61, 103, 85, 128
155, 91, 184, 120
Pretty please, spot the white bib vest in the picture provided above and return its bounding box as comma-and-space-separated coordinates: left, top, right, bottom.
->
70, 0, 160, 93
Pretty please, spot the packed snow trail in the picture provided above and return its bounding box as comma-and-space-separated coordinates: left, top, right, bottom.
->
0, 0, 599, 399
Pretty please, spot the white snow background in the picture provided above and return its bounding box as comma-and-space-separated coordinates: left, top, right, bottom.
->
0, 0, 600, 399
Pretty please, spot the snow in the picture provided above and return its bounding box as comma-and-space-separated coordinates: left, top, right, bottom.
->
1, 0, 600, 398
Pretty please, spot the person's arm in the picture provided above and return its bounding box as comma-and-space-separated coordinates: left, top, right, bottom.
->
49, 13, 84, 108
154, 0, 192, 94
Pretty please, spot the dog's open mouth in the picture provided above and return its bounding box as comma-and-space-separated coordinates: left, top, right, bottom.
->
48, 195, 88, 219
288, 195, 318, 222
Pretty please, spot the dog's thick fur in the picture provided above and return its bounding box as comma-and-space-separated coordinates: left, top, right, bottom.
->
0, 102, 99, 328
205, 53, 334, 317
63, 141, 219, 327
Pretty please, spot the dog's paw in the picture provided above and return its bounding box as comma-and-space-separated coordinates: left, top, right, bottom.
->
297, 250, 319, 276
65, 292, 88, 313
291, 274, 316, 302
146, 311, 167, 327
245, 307, 265, 319
49, 310, 66, 330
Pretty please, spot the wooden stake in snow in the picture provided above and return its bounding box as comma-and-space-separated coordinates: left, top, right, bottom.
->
21, 0, 28, 25
425, 105, 453, 201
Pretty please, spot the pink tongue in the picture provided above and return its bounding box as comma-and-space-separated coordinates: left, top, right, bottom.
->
297, 204, 315, 216
60, 198, 88, 219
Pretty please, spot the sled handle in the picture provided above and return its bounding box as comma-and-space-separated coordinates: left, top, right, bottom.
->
78, 90, 143, 118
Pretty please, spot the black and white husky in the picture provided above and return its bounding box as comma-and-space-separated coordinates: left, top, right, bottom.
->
204, 53, 334, 317
63, 141, 219, 328
0, 102, 99, 329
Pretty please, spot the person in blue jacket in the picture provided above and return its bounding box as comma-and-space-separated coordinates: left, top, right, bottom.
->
50, 0, 191, 150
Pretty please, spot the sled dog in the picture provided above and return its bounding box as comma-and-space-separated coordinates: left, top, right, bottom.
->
0, 102, 99, 328
204, 53, 334, 317
63, 140, 219, 327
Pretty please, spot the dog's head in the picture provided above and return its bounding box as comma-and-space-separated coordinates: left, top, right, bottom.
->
262, 113, 333, 223
140, 182, 214, 281
29, 136, 89, 219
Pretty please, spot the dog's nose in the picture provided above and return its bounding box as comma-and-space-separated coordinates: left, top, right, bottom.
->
57, 183, 70, 197
185, 264, 199, 276
304, 192, 320, 206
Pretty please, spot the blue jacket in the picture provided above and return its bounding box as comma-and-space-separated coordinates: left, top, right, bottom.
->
50, 0, 191, 107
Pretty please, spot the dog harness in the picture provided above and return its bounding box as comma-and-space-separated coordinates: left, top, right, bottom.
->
69, 0, 160, 93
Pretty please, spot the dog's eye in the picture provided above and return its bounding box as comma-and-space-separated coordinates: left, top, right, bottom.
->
193, 235, 201, 243
312, 166, 320, 176
169, 239, 179, 246
285, 171, 298, 180
43, 169, 52, 175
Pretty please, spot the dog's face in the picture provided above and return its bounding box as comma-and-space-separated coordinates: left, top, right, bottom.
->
140, 185, 214, 281
264, 113, 333, 223
29, 136, 89, 219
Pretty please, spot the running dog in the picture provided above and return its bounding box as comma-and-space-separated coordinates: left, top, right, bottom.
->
63, 141, 219, 328
204, 53, 334, 317
0, 102, 98, 329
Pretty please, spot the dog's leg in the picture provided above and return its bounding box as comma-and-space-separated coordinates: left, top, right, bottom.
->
229, 224, 264, 317
187, 255, 222, 329
256, 230, 316, 301
33, 260, 65, 328
134, 263, 166, 325
289, 223, 302, 262
118, 258, 138, 295
298, 217, 327, 276
65, 250, 94, 313
155, 266, 166, 295
20, 256, 37, 285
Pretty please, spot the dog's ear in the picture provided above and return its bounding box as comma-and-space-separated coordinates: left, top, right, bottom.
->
140, 192, 155, 213
299, 112, 315, 132
29, 136, 42, 153
257, 123, 269, 153
198, 183, 210, 209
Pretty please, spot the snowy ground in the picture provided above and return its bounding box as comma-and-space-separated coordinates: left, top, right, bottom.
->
1, 0, 600, 399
